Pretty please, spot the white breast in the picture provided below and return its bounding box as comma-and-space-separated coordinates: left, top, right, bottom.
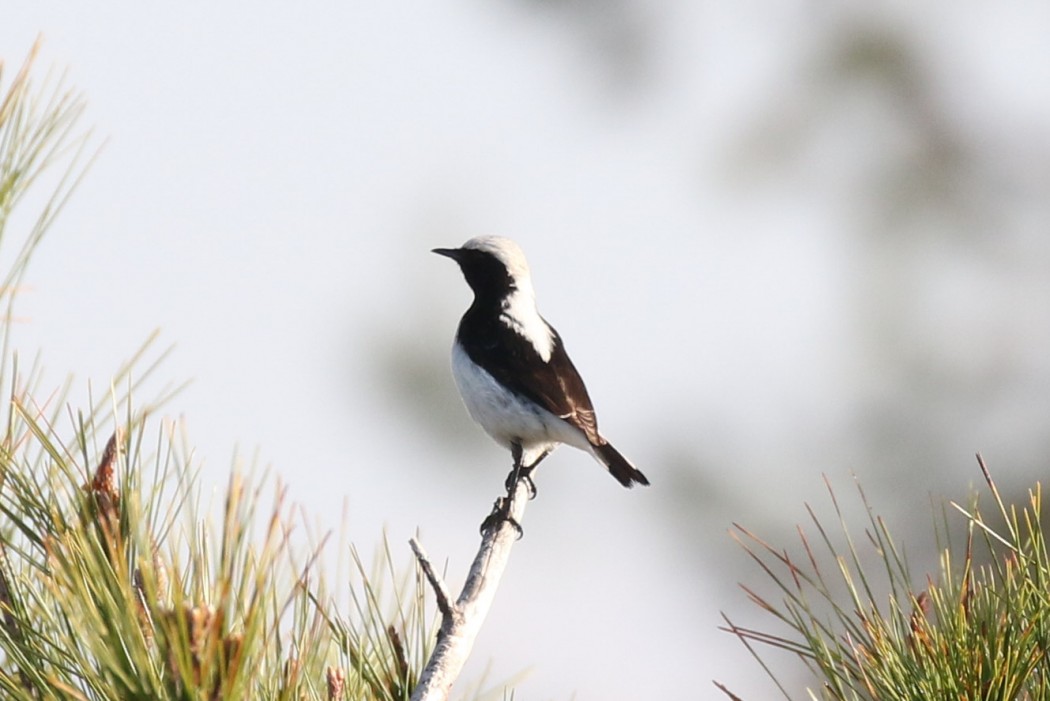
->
450, 342, 588, 462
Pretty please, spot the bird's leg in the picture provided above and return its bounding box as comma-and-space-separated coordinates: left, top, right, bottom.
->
513, 469, 537, 500
483, 442, 531, 537
503, 442, 524, 494
504, 444, 548, 499
522, 448, 550, 498
480, 495, 522, 539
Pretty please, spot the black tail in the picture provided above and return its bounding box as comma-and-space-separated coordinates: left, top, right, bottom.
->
593, 441, 649, 488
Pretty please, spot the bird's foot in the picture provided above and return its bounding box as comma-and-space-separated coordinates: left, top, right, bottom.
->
504, 465, 538, 499
480, 496, 523, 539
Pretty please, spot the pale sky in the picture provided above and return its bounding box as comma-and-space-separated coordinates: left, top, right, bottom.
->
4, 4, 1050, 699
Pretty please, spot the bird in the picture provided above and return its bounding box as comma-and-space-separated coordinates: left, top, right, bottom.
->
433, 236, 649, 493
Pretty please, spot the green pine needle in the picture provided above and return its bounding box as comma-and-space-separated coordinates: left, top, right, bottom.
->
722, 462, 1050, 700
0, 40, 524, 701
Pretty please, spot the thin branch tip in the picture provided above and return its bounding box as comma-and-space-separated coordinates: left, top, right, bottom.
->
410, 536, 455, 619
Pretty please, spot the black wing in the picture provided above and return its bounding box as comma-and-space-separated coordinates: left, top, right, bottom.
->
458, 311, 601, 444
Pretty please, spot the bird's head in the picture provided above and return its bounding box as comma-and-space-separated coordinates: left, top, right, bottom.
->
433, 236, 535, 300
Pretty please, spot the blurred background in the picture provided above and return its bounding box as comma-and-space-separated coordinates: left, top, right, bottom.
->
3, 3, 1050, 698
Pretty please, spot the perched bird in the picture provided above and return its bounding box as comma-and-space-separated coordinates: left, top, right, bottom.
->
433, 236, 649, 490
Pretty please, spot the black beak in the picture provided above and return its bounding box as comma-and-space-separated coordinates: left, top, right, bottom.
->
432, 247, 461, 260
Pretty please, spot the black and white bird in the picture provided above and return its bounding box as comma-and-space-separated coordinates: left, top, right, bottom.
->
433, 236, 649, 490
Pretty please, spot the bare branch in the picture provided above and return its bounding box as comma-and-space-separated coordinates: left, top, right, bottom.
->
410, 537, 454, 619
410, 474, 532, 701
